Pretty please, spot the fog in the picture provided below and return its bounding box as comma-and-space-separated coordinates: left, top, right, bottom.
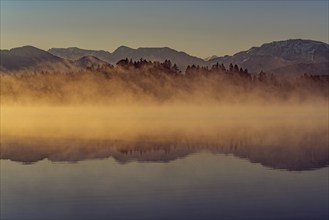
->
1, 104, 327, 140
0, 66, 328, 168
1, 64, 328, 106
1, 104, 328, 170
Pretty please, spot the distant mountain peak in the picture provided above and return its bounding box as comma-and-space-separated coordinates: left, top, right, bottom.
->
204, 55, 218, 61
8, 45, 53, 56
77, 55, 104, 61
257, 39, 329, 53
48, 47, 112, 62
137, 46, 173, 50
4, 45, 60, 60
66, 47, 81, 50
0, 46, 66, 72
12, 45, 38, 50
209, 38, 329, 74
74, 55, 109, 68
273, 38, 325, 44
114, 45, 134, 52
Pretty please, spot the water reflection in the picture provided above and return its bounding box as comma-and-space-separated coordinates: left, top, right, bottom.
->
1, 105, 328, 171
1, 126, 328, 170
1, 153, 328, 220
1, 105, 328, 219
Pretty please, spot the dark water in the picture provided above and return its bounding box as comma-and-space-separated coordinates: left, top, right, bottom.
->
1, 106, 328, 219
1, 151, 328, 220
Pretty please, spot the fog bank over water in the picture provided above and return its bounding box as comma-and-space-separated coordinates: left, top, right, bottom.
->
1, 63, 328, 170
1, 104, 328, 170
1, 105, 327, 140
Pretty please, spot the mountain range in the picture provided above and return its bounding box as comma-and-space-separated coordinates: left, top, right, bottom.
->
208, 39, 329, 74
49, 45, 207, 71
1, 39, 328, 76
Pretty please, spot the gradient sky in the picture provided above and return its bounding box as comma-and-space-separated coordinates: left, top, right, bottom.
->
0, 0, 328, 58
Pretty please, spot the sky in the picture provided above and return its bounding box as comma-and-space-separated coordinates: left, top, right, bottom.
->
0, 0, 328, 58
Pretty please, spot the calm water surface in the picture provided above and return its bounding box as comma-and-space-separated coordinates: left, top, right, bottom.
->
1, 106, 328, 219
1, 152, 328, 220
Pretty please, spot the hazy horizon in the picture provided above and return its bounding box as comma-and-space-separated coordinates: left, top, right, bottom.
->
1, 37, 328, 60
1, 1, 328, 58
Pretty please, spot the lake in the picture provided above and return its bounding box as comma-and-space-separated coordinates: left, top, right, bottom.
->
1, 105, 328, 220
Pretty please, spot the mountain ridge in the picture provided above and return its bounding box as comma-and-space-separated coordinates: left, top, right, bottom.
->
49, 45, 207, 71
47, 39, 329, 75
0, 45, 70, 72
1, 39, 328, 76
209, 39, 329, 73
